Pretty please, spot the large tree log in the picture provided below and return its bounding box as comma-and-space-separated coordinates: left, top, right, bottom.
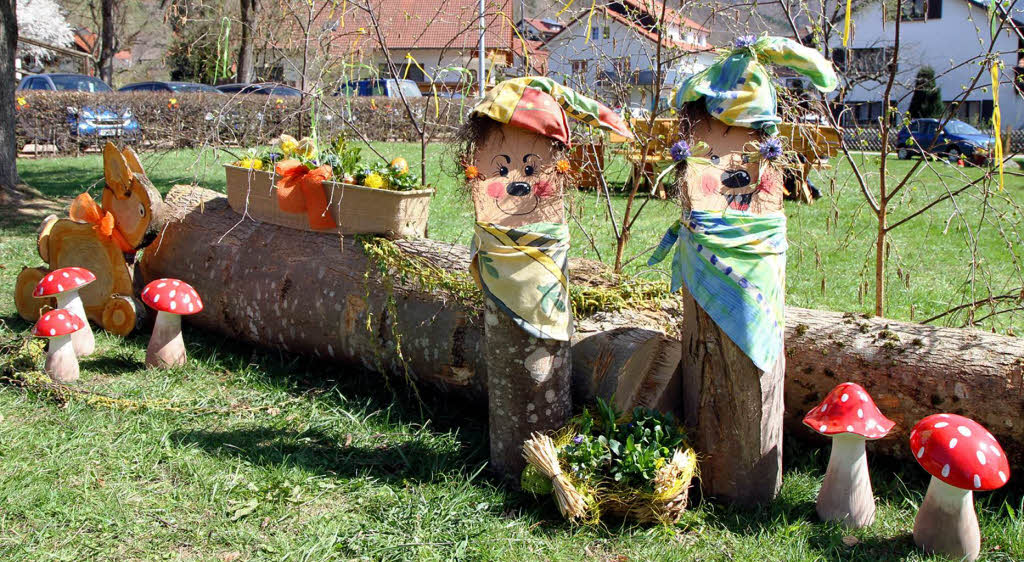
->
142, 186, 1024, 468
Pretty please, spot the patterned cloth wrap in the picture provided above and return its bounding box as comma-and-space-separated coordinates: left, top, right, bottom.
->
470, 221, 572, 341
648, 210, 788, 371
673, 36, 839, 135
471, 76, 633, 145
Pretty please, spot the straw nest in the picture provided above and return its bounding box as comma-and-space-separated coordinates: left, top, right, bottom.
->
521, 427, 698, 525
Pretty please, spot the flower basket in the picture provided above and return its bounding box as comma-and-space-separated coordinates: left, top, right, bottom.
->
224, 164, 433, 238
521, 401, 698, 525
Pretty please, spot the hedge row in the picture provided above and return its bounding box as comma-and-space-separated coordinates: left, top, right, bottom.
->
15, 92, 475, 154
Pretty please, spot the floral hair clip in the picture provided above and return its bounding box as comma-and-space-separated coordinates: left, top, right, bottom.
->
554, 159, 572, 174
464, 164, 481, 180
741, 138, 794, 166
651, 140, 711, 194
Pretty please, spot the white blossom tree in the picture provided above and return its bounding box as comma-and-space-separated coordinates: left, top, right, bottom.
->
16, 0, 73, 63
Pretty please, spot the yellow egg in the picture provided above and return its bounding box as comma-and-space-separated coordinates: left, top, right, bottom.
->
390, 157, 409, 176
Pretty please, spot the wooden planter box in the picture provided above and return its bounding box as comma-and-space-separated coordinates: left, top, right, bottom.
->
568, 142, 605, 190
224, 164, 432, 238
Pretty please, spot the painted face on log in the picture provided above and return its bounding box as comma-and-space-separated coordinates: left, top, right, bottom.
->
681, 116, 783, 215
471, 125, 564, 226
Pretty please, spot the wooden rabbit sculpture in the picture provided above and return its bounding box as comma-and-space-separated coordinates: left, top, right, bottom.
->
15, 142, 166, 336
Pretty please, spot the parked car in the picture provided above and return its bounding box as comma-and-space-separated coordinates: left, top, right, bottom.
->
896, 118, 996, 162
119, 81, 222, 93
17, 73, 140, 142
336, 79, 423, 99
216, 83, 302, 96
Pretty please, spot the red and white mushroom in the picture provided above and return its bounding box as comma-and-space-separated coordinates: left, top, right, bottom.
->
141, 278, 203, 368
803, 382, 895, 528
34, 267, 96, 357
33, 308, 86, 383
910, 414, 1010, 561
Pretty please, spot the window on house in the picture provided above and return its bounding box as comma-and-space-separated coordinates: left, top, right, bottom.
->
591, 26, 600, 40
831, 47, 896, 77
571, 60, 588, 75
904, 0, 941, 20
613, 56, 630, 75
379, 63, 425, 83
603, 25, 611, 38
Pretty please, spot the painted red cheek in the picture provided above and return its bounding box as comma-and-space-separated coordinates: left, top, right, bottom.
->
533, 180, 554, 197
700, 173, 718, 195
486, 181, 505, 199
757, 169, 778, 194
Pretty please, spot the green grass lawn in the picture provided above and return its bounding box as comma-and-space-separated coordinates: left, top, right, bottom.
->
1, 146, 1022, 560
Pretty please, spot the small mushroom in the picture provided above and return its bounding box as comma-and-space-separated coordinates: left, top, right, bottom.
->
803, 382, 894, 528
34, 267, 97, 357
33, 308, 85, 383
910, 414, 1010, 561
141, 278, 203, 368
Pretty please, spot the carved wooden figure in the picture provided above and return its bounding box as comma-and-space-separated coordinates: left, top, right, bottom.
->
14, 142, 166, 336
462, 77, 632, 479
650, 36, 838, 504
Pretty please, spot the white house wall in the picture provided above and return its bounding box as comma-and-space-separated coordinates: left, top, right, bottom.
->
834, 0, 1024, 127
546, 13, 715, 108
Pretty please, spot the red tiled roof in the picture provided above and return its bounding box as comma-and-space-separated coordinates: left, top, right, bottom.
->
73, 28, 96, 53
523, 17, 563, 34
512, 38, 549, 74
318, 0, 514, 55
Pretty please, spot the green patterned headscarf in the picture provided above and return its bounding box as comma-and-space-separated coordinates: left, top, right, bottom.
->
673, 36, 839, 135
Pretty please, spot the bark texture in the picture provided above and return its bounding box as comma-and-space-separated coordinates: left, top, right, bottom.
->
143, 186, 1024, 468
237, 0, 256, 83
484, 301, 571, 478
0, 0, 17, 188
98, 0, 116, 84
682, 290, 784, 505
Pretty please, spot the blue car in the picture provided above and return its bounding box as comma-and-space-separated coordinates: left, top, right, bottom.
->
17, 73, 140, 142
896, 118, 995, 162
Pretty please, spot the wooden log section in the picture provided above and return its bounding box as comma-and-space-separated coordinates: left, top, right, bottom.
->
143, 186, 1024, 469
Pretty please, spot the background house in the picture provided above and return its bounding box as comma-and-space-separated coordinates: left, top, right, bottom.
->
543, 0, 715, 109
829, 0, 1024, 127
519, 17, 564, 41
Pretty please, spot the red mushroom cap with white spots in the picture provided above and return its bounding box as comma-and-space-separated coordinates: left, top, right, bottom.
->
141, 278, 203, 315
802, 382, 895, 439
34, 267, 96, 297
32, 308, 85, 337
910, 414, 1009, 492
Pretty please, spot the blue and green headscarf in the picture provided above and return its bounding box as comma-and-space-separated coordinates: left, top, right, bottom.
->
673, 35, 838, 135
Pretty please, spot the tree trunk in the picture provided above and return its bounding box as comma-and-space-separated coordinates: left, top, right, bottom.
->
142, 186, 1024, 468
0, 0, 18, 188
98, 0, 116, 84
237, 0, 256, 83
681, 289, 784, 505
484, 300, 571, 478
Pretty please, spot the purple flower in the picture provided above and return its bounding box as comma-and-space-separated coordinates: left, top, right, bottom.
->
735, 35, 757, 48
573, 435, 584, 444
670, 140, 691, 162
759, 138, 784, 160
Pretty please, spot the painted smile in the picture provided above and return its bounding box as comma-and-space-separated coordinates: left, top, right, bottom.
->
495, 194, 539, 216
725, 192, 754, 211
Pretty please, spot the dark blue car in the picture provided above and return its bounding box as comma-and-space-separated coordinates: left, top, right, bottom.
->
896, 118, 995, 162
17, 73, 141, 142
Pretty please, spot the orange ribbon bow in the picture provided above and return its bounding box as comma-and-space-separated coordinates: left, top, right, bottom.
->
69, 192, 135, 253
274, 159, 337, 230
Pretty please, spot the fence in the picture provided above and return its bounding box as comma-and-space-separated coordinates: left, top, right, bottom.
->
842, 123, 1024, 153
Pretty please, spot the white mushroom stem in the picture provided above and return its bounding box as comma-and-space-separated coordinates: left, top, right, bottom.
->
55, 290, 94, 357
816, 433, 876, 528
913, 477, 980, 561
146, 311, 186, 368
44, 334, 80, 383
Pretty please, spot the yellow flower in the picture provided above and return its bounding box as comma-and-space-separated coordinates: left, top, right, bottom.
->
295, 137, 317, 159
275, 134, 299, 156
363, 172, 385, 189
555, 159, 571, 174
16, 96, 27, 106
234, 158, 263, 170
464, 165, 480, 180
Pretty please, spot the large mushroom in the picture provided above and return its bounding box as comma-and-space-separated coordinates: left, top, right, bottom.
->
34, 267, 97, 356
33, 308, 85, 383
803, 382, 895, 528
910, 414, 1010, 561
141, 278, 203, 368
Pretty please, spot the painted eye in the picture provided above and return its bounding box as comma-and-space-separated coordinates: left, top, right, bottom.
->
499, 166, 509, 177
524, 165, 535, 176
138, 203, 145, 217
710, 155, 721, 165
